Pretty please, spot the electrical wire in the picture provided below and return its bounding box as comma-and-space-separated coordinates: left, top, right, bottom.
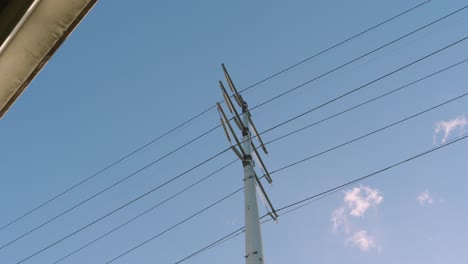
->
109, 92, 468, 263
275, 133, 468, 213
0, 105, 214, 233
270, 90, 468, 175
264, 58, 468, 146
174, 133, 468, 263
0, 1, 431, 233
188, 216, 272, 260
11, 33, 468, 262
50, 160, 237, 264
49, 56, 468, 264
103, 187, 244, 264
237, 0, 432, 95
0, 125, 222, 252
172, 58, 468, 260
258, 34, 468, 137
250, 4, 468, 112
14, 147, 231, 264
6, 3, 456, 247
174, 227, 244, 264
99, 90, 468, 264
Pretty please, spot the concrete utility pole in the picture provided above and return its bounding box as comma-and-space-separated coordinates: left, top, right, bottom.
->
216, 64, 278, 264
241, 101, 264, 264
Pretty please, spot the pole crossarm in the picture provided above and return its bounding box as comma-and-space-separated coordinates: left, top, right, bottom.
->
216, 63, 279, 264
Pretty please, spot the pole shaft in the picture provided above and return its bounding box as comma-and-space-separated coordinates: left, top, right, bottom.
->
242, 103, 264, 264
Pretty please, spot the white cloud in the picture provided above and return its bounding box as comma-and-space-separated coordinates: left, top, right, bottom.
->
346, 230, 376, 252
330, 185, 383, 252
417, 190, 433, 206
434, 115, 468, 144
344, 186, 383, 217
331, 207, 348, 233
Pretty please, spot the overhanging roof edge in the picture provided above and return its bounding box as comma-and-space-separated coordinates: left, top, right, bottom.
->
0, 0, 98, 119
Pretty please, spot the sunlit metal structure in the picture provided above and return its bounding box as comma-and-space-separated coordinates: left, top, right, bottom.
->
0, 0, 97, 118
217, 64, 278, 264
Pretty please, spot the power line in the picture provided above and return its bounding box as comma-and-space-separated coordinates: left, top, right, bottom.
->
258, 34, 468, 137
14, 149, 231, 264
276, 133, 468, 218
172, 57, 468, 260
96, 89, 468, 264
174, 227, 244, 264
218, 5, 468, 177
50, 160, 237, 264
270, 91, 468, 174
0, 1, 430, 232
275, 134, 468, 212
108, 89, 468, 263
265, 57, 468, 146
175, 133, 468, 263
250, 4, 468, 112
0, 105, 214, 233
49, 56, 468, 264
10, 33, 468, 261
178, 213, 277, 263
166, 23, 468, 260
4, 2, 451, 245
176, 214, 278, 264
103, 187, 244, 264
177, 87, 468, 261
0, 125, 223, 253
237, 0, 432, 95
274, 133, 468, 215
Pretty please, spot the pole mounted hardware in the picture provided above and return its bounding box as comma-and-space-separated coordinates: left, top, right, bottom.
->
216, 64, 278, 264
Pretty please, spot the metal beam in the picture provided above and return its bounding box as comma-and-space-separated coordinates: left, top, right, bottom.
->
0, 0, 98, 119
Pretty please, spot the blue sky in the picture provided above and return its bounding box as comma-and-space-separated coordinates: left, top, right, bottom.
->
1, 0, 468, 263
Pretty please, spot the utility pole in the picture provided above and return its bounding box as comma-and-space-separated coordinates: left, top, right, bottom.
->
217, 64, 277, 264
241, 100, 264, 264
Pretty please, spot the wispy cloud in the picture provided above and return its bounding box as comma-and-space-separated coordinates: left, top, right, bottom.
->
330, 185, 383, 252
344, 186, 383, 217
346, 230, 376, 251
417, 190, 433, 206
331, 207, 348, 233
434, 115, 468, 143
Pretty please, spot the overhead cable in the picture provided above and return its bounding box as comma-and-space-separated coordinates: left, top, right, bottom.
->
10, 33, 468, 262
0, 0, 431, 233
50, 56, 468, 264
174, 132, 468, 263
